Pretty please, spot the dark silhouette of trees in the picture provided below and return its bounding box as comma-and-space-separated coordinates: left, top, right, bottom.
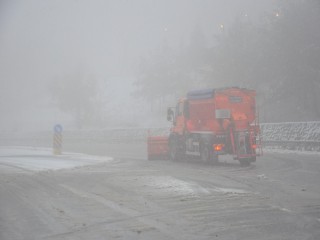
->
135, 0, 320, 122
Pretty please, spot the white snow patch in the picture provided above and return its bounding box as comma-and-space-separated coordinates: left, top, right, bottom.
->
280, 208, 292, 213
257, 174, 268, 180
141, 176, 210, 196
140, 176, 249, 196
211, 187, 249, 194
271, 205, 293, 213
0, 146, 113, 171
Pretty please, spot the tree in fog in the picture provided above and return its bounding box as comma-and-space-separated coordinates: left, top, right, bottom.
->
135, 43, 186, 114
135, 25, 209, 112
210, 0, 320, 121
136, 0, 320, 122
262, 0, 320, 121
50, 70, 102, 129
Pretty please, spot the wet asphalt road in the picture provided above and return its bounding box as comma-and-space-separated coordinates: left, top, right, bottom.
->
0, 143, 319, 240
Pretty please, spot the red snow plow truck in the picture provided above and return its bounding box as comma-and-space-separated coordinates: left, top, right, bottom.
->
147, 87, 262, 166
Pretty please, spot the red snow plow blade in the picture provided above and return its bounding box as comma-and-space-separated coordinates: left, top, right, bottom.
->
147, 136, 169, 160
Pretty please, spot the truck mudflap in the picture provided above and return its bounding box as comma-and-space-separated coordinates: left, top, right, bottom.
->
147, 136, 169, 160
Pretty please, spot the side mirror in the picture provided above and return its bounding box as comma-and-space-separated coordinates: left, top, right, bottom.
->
184, 101, 189, 119
167, 108, 174, 122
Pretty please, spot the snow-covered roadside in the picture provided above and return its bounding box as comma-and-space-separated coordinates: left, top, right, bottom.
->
261, 122, 320, 142
260, 122, 320, 152
0, 146, 113, 171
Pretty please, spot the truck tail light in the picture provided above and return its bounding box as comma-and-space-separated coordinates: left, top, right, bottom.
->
213, 144, 224, 152
251, 144, 257, 149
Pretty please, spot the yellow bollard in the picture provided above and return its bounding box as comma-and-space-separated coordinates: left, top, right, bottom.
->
53, 124, 63, 155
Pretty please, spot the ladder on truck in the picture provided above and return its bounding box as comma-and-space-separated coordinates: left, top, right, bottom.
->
229, 110, 263, 160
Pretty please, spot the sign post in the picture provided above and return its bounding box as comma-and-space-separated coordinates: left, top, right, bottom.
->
53, 124, 63, 155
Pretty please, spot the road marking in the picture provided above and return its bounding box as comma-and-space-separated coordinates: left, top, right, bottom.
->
58, 184, 187, 240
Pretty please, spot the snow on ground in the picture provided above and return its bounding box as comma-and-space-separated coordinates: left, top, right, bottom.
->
138, 175, 249, 197
140, 175, 210, 196
0, 146, 113, 171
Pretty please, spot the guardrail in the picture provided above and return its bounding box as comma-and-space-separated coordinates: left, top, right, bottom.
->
0, 122, 319, 152
63, 127, 170, 143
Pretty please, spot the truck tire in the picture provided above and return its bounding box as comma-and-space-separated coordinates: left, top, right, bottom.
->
169, 140, 179, 161
200, 145, 212, 163
148, 155, 157, 161
212, 151, 219, 165
239, 158, 251, 167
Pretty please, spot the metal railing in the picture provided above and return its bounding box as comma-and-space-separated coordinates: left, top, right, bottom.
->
1, 122, 320, 152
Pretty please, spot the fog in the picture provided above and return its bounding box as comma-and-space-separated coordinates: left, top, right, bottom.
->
2, 0, 319, 131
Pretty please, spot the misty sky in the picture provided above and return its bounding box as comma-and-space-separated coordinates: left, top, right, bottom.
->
0, 0, 276, 131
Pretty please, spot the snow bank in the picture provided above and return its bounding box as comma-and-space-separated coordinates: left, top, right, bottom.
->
261, 122, 320, 151
0, 146, 113, 171
261, 122, 320, 142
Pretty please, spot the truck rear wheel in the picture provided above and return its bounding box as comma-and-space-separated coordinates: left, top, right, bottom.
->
239, 158, 251, 167
212, 151, 219, 165
200, 145, 212, 163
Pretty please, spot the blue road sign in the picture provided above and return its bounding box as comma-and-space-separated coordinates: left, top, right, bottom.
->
54, 124, 63, 133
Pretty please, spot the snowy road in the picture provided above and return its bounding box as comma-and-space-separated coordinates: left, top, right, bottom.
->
0, 144, 319, 239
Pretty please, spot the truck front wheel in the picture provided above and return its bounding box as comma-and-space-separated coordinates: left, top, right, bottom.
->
169, 140, 179, 161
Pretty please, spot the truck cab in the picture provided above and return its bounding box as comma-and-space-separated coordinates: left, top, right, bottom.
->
168, 98, 188, 135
